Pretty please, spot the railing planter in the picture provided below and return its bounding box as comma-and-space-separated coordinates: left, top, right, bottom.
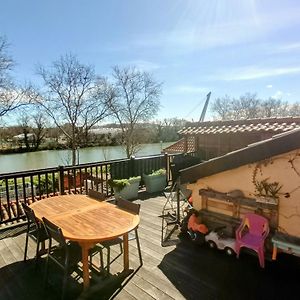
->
109, 176, 141, 200
143, 169, 167, 193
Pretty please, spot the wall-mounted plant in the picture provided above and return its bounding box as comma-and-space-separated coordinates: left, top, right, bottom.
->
252, 160, 283, 205
254, 178, 282, 199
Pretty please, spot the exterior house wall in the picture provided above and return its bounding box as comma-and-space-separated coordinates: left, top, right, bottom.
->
188, 149, 300, 237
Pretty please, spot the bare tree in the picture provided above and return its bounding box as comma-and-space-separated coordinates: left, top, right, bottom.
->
211, 93, 300, 120
0, 36, 30, 118
18, 112, 31, 150
235, 93, 261, 119
35, 54, 111, 165
106, 66, 162, 157
155, 118, 186, 142
260, 98, 285, 117
31, 110, 47, 150
211, 95, 233, 120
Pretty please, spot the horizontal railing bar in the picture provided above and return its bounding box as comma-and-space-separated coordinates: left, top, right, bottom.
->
0, 167, 58, 178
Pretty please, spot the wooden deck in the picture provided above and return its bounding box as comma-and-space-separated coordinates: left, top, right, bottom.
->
1, 193, 300, 300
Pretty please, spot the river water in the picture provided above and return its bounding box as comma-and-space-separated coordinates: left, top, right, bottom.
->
0, 142, 173, 174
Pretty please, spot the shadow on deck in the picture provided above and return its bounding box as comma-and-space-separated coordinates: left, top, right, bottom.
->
1, 192, 300, 300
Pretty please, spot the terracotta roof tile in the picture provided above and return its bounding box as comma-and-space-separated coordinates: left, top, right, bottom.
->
180, 117, 300, 135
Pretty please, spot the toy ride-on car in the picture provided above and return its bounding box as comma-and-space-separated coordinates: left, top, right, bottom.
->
205, 226, 236, 256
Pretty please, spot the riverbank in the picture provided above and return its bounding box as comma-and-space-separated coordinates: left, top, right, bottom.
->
0, 145, 67, 155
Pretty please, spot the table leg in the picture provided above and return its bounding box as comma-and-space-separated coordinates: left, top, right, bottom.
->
123, 233, 129, 271
80, 243, 90, 289
272, 244, 277, 260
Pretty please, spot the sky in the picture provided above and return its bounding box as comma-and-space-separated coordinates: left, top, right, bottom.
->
0, 0, 300, 122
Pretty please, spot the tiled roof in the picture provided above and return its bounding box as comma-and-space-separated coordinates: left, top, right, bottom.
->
178, 117, 300, 135
180, 128, 300, 184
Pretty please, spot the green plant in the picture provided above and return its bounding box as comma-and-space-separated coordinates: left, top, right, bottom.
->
148, 168, 166, 176
252, 161, 283, 199
108, 176, 141, 192
254, 178, 282, 199
33, 175, 59, 195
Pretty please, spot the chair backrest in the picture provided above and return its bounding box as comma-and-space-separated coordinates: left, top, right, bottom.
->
244, 213, 269, 236
116, 198, 140, 215
42, 217, 67, 247
22, 202, 39, 226
88, 189, 106, 201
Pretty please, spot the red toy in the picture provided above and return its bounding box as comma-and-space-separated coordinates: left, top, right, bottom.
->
188, 213, 208, 235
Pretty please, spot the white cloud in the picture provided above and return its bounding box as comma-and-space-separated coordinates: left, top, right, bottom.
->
124, 60, 161, 72
215, 66, 300, 81
132, 5, 300, 51
266, 84, 273, 88
272, 90, 283, 99
168, 85, 209, 95
276, 42, 300, 52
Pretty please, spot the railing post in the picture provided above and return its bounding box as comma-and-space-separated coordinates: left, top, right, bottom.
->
164, 152, 170, 182
129, 156, 136, 178
58, 165, 65, 195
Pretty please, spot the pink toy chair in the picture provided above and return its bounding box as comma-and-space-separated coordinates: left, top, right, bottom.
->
235, 213, 269, 268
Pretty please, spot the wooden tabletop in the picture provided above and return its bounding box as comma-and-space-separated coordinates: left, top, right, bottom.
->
30, 194, 140, 289
30, 194, 140, 243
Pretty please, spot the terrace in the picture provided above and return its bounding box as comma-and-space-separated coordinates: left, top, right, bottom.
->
1, 151, 300, 299
1, 192, 300, 299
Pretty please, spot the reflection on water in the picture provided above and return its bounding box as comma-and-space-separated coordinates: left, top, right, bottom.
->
0, 142, 173, 173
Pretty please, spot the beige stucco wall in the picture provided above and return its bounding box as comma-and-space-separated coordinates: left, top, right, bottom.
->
188, 149, 300, 237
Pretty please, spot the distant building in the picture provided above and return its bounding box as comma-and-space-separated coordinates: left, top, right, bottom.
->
13, 133, 35, 142
89, 127, 121, 136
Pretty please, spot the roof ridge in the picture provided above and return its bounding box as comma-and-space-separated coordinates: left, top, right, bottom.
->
185, 116, 300, 127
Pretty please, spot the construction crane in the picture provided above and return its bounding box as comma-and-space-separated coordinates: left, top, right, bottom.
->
199, 92, 211, 122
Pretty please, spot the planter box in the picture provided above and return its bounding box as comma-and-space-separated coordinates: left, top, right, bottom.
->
113, 177, 141, 200
143, 174, 167, 193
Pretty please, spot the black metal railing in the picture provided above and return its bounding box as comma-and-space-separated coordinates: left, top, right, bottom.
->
0, 152, 198, 226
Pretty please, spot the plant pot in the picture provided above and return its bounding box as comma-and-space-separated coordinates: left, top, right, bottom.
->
256, 196, 278, 205
143, 173, 167, 193
113, 177, 141, 200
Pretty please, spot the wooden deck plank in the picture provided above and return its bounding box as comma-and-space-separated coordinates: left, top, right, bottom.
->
1, 193, 300, 300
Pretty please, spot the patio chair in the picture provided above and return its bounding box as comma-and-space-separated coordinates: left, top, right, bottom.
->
42, 217, 82, 300
95, 198, 142, 275
22, 202, 48, 263
235, 213, 269, 268
88, 189, 106, 201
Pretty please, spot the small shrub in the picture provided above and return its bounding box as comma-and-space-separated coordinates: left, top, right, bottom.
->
148, 168, 166, 176
108, 176, 141, 192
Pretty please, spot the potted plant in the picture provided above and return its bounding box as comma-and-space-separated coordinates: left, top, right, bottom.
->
108, 176, 141, 200
143, 168, 167, 193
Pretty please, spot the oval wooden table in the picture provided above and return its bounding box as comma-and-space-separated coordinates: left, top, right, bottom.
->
30, 194, 140, 289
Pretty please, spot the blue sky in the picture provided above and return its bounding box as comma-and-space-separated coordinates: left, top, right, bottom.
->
1, 0, 300, 121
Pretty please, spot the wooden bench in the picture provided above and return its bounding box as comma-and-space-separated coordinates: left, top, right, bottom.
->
272, 232, 300, 260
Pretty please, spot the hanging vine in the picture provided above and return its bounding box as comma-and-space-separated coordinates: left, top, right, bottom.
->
252, 159, 282, 199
